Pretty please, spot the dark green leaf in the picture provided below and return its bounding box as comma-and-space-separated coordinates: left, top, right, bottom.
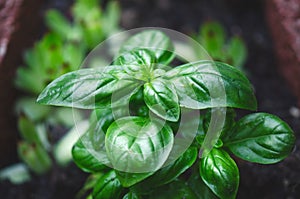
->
165, 60, 257, 110
133, 146, 198, 193
37, 68, 141, 109
224, 113, 295, 164
144, 79, 180, 122
200, 148, 239, 199
115, 171, 153, 187
105, 116, 174, 173
203, 108, 236, 140
119, 30, 175, 65
92, 170, 123, 199
72, 110, 114, 173
188, 169, 218, 199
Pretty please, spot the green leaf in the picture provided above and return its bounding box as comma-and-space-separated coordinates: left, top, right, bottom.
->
165, 60, 257, 110
200, 148, 239, 199
72, 118, 111, 173
45, 10, 71, 39
227, 36, 247, 67
189, 168, 218, 199
188, 168, 218, 199
119, 30, 175, 65
133, 146, 198, 193
105, 116, 174, 173
144, 79, 180, 122
15, 97, 51, 122
114, 48, 156, 67
92, 170, 123, 199
37, 68, 141, 109
224, 113, 295, 164
202, 108, 236, 140
200, 22, 225, 59
114, 49, 157, 81
18, 116, 41, 144
18, 141, 52, 175
115, 171, 153, 187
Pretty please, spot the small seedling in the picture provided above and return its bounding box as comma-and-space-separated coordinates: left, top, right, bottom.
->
37, 30, 295, 199
3, 0, 121, 180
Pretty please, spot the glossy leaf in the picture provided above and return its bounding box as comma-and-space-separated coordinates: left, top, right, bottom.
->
224, 113, 295, 164
105, 116, 174, 173
165, 60, 257, 110
114, 48, 156, 67
115, 171, 153, 187
200, 148, 239, 199
144, 79, 180, 122
188, 169, 218, 199
133, 146, 198, 193
92, 170, 123, 199
37, 68, 141, 109
72, 114, 113, 172
119, 30, 175, 65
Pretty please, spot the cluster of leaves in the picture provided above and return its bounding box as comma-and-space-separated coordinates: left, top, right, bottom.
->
195, 21, 247, 71
3, 0, 120, 182
37, 30, 295, 199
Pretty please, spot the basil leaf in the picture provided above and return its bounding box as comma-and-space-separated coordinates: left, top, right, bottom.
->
114, 48, 156, 67
119, 30, 175, 65
200, 148, 239, 199
72, 127, 110, 173
132, 146, 198, 193
165, 60, 257, 110
105, 116, 174, 173
37, 68, 141, 109
188, 169, 218, 199
92, 170, 123, 199
115, 171, 153, 187
72, 109, 115, 173
144, 79, 180, 122
224, 113, 295, 164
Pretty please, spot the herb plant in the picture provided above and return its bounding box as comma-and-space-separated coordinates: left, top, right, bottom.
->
196, 21, 247, 71
0, 0, 120, 183
37, 30, 295, 199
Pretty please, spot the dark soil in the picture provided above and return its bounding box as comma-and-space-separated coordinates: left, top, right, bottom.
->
1, 0, 300, 198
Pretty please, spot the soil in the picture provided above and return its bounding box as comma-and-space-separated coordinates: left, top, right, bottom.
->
1, 0, 300, 198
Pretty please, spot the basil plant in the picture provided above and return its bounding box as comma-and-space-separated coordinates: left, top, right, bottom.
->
37, 30, 295, 199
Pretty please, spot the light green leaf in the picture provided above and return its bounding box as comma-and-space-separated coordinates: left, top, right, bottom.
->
144, 79, 180, 122
119, 30, 175, 65
165, 60, 257, 110
224, 113, 295, 164
200, 148, 239, 199
105, 116, 174, 173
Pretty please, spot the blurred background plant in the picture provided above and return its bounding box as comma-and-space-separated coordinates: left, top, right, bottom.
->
0, 0, 120, 184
